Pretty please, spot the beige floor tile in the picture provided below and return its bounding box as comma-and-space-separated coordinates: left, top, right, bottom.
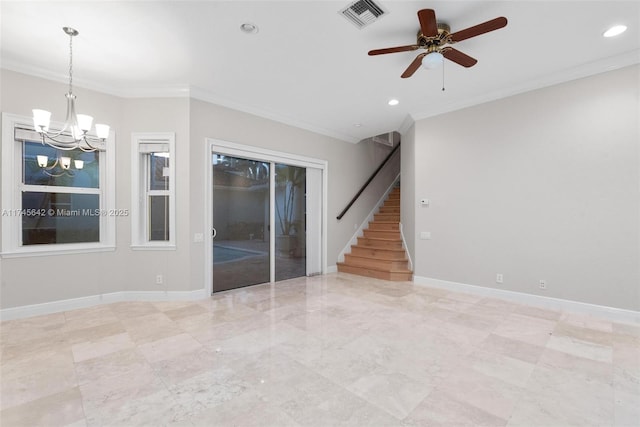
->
0, 274, 637, 426
137, 333, 203, 364
0, 387, 84, 427
508, 364, 614, 426
435, 367, 523, 420
404, 390, 508, 426
71, 332, 135, 362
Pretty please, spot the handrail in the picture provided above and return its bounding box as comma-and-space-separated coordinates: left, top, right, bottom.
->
337, 142, 400, 220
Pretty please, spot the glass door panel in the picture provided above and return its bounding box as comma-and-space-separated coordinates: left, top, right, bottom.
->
212, 154, 270, 292
275, 164, 306, 281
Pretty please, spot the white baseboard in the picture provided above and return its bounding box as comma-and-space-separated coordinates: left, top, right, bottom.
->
0, 288, 209, 321
326, 265, 338, 274
413, 276, 640, 325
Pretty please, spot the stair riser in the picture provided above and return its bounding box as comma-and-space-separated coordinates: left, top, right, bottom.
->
337, 264, 412, 282
363, 230, 401, 240
383, 200, 400, 207
344, 255, 408, 270
368, 222, 399, 231
351, 246, 406, 260
378, 207, 400, 213
373, 214, 400, 222
357, 237, 403, 249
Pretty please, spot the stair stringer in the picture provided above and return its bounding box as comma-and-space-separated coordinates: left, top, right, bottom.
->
337, 173, 400, 264
399, 222, 413, 272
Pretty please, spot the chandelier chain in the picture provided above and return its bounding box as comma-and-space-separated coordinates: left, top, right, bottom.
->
68, 31, 73, 94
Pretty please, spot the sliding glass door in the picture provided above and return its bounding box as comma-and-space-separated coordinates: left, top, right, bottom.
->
212, 154, 270, 292
210, 146, 323, 294
274, 164, 306, 282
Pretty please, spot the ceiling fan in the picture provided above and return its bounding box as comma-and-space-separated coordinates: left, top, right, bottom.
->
368, 9, 507, 78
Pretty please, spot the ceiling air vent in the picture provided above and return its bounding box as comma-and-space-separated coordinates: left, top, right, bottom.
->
340, 0, 387, 29
372, 131, 399, 147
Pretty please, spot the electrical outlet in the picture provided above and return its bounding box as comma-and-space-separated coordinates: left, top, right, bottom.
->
539, 280, 546, 290
156, 274, 163, 285
496, 273, 504, 284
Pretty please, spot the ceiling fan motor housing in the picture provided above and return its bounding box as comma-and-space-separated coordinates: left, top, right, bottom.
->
417, 23, 451, 48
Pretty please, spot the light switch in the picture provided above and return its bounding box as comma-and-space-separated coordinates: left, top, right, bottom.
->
420, 231, 431, 240
420, 198, 430, 206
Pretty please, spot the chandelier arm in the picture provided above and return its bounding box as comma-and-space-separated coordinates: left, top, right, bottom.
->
33, 27, 109, 153
42, 168, 74, 178
43, 157, 60, 171
39, 135, 83, 150
79, 140, 98, 152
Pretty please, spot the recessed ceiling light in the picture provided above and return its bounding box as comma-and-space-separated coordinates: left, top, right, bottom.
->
240, 23, 259, 34
388, 99, 399, 106
603, 25, 627, 38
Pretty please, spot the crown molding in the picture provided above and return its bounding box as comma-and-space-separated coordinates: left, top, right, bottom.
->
2, 61, 358, 144
411, 49, 640, 122
187, 85, 359, 144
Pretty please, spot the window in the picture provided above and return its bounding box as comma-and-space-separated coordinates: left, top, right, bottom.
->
1, 113, 115, 257
131, 132, 175, 249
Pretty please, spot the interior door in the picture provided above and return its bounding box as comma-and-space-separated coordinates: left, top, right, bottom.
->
212, 154, 270, 292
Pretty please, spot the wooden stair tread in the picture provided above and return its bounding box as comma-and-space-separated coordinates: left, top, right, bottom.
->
339, 185, 411, 281
345, 253, 407, 262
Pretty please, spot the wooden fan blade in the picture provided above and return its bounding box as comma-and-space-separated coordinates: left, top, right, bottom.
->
449, 17, 508, 42
401, 53, 427, 78
368, 45, 419, 56
418, 9, 438, 37
442, 47, 477, 67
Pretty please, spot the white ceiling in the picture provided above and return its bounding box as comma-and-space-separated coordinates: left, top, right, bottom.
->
1, 1, 639, 143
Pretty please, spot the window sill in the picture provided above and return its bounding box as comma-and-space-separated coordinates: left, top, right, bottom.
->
130, 244, 176, 251
1, 244, 116, 259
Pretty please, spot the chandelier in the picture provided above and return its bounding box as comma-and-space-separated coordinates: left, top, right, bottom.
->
32, 27, 110, 154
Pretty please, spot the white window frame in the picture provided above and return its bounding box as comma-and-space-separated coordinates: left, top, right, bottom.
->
1, 113, 116, 258
131, 132, 176, 250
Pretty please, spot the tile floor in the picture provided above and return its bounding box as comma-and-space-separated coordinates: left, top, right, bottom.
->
1, 273, 639, 426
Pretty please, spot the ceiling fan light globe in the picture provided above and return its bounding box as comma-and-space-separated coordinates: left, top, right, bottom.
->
422, 52, 443, 69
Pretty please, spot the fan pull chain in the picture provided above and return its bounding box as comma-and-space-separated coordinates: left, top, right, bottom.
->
442, 59, 445, 91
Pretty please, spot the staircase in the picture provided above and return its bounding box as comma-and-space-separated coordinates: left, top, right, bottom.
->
337, 187, 412, 281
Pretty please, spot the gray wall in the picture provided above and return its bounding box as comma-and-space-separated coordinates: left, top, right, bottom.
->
0, 70, 395, 309
188, 98, 397, 289
405, 65, 639, 311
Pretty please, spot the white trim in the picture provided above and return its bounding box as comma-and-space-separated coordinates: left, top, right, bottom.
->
190, 86, 359, 144
1, 246, 115, 258
337, 173, 400, 263
130, 132, 176, 248
398, 114, 415, 137
5, 51, 636, 147
326, 265, 338, 274
411, 50, 640, 122
130, 245, 176, 251
1, 113, 116, 258
204, 138, 328, 296
0, 289, 208, 321
399, 222, 413, 272
413, 276, 640, 325
269, 162, 276, 283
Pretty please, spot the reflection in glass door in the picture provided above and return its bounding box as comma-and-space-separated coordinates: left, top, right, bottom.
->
275, 164, 306, 281
212, 154, 270, 292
